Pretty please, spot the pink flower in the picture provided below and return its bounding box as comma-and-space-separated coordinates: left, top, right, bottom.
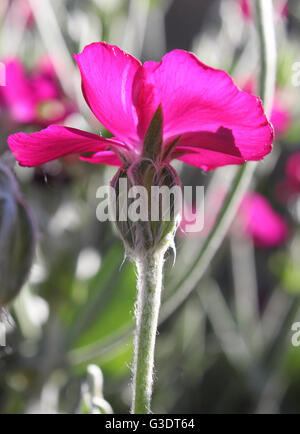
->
180, 203, 201, 235
285, 152, 300, 190
16, 0, 35, 29
3, 0, 35, 29
8, 42, 273, 169
241, 77, 291, 138
1, 57, 75, 127
239, 0, 288, 21
238, 193, 288, 247
180, 190, 288, 248
276, 152, 300, 204
180, 189, 224, 236
240, 0, 252, 20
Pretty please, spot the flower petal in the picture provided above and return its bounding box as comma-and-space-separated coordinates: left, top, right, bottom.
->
7, 125, 121, 167
74, 42, 141, 145
141, 50, 273, 166
175, 147, 244, 171
171, 125, 269, 170
80, 150, 122, 166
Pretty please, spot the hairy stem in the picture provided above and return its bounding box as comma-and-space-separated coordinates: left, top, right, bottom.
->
131, 250, 164, 414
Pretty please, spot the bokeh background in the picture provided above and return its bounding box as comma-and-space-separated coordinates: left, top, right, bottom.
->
1, 0, 300, 414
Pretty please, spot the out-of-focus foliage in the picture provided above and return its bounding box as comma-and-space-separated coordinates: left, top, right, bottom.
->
0, 0, 300, 414
0, 159, 36, 307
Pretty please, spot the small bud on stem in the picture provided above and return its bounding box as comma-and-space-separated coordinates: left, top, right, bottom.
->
111, 158, 181, 259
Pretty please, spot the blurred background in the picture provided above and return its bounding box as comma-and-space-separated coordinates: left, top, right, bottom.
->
1, 0, 300, 414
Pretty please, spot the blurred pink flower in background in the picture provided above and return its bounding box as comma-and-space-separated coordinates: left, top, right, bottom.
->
240, 0, 251, 20
8, 42, 273, 169
239, 0, 288, 21
15, 0, 35, 29
0, 57, 76, 128
241, 77, 291, 139
237, 193, 288, 247
285, 152, 300, 191
180, 203, 202, 235
269, 100, 291, 138
180, 191, 288, 248
2, 0, 35, 29
276, 152, 300, 203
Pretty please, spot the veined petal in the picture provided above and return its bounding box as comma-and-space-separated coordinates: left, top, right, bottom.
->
172, 125, 271, 170
7, 125, 121, 167
74, 42, 141, 145
141, 50, 273, 166
175, 146, 244, 171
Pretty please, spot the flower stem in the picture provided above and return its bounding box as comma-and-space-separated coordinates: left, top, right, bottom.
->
131, 250, 165, 414
255, 0, 277, 115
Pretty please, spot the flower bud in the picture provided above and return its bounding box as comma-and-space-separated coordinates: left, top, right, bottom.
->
0, 162, 36, 308
111, 159, 182, 258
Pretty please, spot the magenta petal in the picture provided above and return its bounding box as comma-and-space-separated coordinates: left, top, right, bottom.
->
172, 125, 269, 170
141, 50, 273, 167
176, 147, 244, 171
74, 42, 141, 145
80, 150, 122, 166
7, 125, 121, 167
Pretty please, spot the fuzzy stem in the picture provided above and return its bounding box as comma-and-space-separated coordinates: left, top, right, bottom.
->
131, 250, 164, 414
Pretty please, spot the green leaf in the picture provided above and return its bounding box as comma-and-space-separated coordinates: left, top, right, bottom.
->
142, 104, 163, 161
